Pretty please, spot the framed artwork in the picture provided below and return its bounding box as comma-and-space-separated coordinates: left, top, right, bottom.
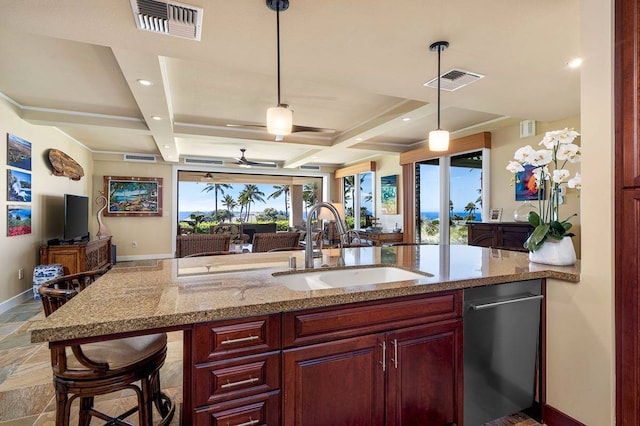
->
7, 134, 32, 171
515, 164, 544, 201
7, 205, 32, 236
380, 174, 398, 214
104, 176, 163, 217
7, 169, 32, 202
489, 208, 503, 222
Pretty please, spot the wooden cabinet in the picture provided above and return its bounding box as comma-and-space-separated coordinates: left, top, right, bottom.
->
282, 292, 463, 426
39, 237, 112, 275
467, 222, 533, 252
188, 292, 463, 426
359, 231, 404, 246
188, 314, 281, 426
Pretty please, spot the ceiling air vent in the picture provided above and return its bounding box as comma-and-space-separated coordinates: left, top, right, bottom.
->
299, 165, 321, 171
130, 0, 203, 41
424, 69, 485, 92
183, 157, 224, 166
124, 153, 156, 162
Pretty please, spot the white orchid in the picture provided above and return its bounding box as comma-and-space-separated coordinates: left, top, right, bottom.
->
552, 169, 570, 184
506, 128, 581, 251
568, 172, 582, 189
539, 128, 581, 149
506, 161, 525, 173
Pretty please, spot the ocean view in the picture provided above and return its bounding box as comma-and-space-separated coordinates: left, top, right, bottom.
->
179, 211, 481, 221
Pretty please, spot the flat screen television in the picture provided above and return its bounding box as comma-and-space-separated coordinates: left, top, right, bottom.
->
64, 194, 89, 242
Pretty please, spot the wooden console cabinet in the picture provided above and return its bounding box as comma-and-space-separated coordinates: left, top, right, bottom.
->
467, 222, 533, 252
39, 237, 112, 275
186, 291, 463, 426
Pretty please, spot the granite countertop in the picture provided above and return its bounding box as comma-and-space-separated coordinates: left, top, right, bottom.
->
30, 245, 580, 344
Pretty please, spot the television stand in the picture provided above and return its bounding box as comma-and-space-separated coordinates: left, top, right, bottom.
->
40, 237, 112, 275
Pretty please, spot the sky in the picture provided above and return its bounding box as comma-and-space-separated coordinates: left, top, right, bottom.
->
179, 181, 289, 213
420, 165, 482, 212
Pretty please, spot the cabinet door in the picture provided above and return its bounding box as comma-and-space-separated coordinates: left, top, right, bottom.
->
386, 319, 463, 426
282, 334, 385, 426
467, 223, 495, 248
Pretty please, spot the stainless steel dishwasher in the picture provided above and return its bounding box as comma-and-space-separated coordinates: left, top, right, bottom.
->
463, 279, 543, 426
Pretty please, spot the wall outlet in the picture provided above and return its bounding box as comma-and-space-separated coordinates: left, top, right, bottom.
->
18, 268, 24, 280
132, 241, 138, 248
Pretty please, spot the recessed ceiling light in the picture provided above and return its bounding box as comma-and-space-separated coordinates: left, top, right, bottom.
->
151, 116, 162, 121
567, 58, 583, 68
137, 79, 154, 86
163, 145, 170, 149
402, 117, 411, 122
356, 137, 363, 141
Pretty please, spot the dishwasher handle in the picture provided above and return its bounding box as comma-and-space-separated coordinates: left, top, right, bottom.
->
469, 293, 543, 310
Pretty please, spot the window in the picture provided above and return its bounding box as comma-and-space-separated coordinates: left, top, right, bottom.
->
343, 171, 374, 229
416, 150, 485, 244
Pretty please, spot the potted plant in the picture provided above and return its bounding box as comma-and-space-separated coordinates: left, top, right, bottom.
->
506, 128, 581, 265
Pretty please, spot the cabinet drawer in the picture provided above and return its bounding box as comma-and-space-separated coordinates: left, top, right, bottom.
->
283, 291, 462, 347
193, 314, 280, 362
193, 351, 280, 407
193, 391, 280, 426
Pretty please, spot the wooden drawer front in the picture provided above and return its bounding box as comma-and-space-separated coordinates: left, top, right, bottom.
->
193, 352, 280, 406
283, 291, 462, 347
193, 315, 280, 362
193, 391, 280, 426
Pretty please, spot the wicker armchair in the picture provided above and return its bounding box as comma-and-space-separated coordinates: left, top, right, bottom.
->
251, 232, 301, 253
209, 223, 249, 244
176, 234, 230, 258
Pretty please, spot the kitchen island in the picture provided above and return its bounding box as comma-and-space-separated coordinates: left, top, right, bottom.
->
30, 245, 580, 425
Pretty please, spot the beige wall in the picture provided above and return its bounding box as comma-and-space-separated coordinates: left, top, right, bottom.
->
0, 98, 93, 306
490, 116, 582, 258
92, 155, 174, 259
544, 1, 614, 424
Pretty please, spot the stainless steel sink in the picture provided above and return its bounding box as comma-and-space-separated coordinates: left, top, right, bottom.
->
273, 266, 431, 291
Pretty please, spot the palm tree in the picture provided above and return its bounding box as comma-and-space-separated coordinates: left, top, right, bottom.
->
303, 182, 319, 218
201, 182, 233, 215
238, 184, 266, 222
464, 202, 477, 219
268, 185, 290, 218
221, 194, 237, 222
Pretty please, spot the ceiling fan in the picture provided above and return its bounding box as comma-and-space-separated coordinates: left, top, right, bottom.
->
226, 119, 336, 141
226, 0, 336, 142
234, 148, 274, 168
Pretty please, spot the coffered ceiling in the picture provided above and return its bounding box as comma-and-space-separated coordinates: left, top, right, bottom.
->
0, 0, 580, 169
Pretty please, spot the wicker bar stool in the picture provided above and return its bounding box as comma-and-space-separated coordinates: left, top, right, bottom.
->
39, 270, 175, 426
251, 232, 301, 252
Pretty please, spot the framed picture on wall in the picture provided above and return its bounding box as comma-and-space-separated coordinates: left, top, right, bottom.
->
7, 169, 32, 202
515, 164, 544, 201
489, 208, 503, 222
7, 134, 32, 171
380, 174, 398, 214
7, 205, 32, 236
103, 176, 163, 217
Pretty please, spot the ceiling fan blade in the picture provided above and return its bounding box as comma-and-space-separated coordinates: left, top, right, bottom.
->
291, 124, 336, 134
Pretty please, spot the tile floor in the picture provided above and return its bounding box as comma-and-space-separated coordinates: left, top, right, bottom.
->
0, 298, 542, 425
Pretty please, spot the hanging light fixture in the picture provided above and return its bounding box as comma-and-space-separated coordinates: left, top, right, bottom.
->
428, 41, 450, 151
266, 0, 293, 137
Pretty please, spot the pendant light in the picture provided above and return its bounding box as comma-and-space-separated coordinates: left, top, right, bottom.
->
266, 0, 293, 137
428, 41, 449, 151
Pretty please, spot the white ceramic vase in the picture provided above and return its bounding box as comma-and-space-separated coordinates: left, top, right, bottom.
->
528, 236, 576, 266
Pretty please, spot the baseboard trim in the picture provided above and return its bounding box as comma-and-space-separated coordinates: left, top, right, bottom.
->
544, 404, 586, 426
0, 289, 33, 315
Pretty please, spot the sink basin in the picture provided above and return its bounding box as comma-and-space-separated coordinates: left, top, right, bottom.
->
274, 266, 430, 291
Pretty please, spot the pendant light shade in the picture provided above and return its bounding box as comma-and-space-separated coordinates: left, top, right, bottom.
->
267, 105, 293, 135
266, 0, 292, 138
428, 41, 449, 152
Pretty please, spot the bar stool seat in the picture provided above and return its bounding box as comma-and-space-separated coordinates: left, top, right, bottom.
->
39, 269, 175, 426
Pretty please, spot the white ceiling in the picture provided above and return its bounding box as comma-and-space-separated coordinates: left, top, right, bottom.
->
0, 0, 580, 169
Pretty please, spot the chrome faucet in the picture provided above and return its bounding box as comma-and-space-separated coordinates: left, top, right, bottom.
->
304, 202, 348, 269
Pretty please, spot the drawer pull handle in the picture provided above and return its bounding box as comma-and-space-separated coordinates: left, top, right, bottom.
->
392, 338, 398, 369
228, 417, 258, 426
221, 376, 259, 389
221, 334, 259, 345
380, 341, 386, 372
